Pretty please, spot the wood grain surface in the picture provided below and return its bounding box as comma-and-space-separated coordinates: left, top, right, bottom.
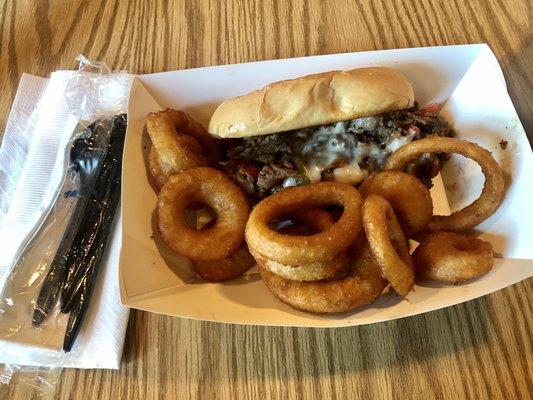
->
0, 0, 532, 399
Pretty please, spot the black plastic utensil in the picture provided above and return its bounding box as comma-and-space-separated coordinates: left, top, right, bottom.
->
32, 121, 108, 327
61, 118, 125, 312
62, 169, 122, 351
62, 114, 126, 351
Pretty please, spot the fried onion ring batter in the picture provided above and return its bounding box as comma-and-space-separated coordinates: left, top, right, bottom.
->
147, 109, 221, 187
252, 208, 346, 281
359, 171, 433, 235
148, 146, 168, 190
413, 231, 493, 283
157, 167, 249, 260
245, 182, 363, 265
362, 195, 414, 295
252, 249, 346, 282
253, 208, 348, 281
163, 109, 221, 159
384, 137, 505, 232
192, 244, 255, 281
258, 241, 387, 313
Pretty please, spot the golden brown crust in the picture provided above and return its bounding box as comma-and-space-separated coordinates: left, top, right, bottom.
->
146, 110, 211, 178
245, 182, 363, 265
251, 248, 347, 282
208, 67, 414, 138
148, 146, 168, 190
258, 242, 387, 314
384, 137, 505, 232
157, 167, 250, 261
362, 195, 414, 296
191, 245, 255, 281
412, 232, 493, 283
359, 171, 433, 236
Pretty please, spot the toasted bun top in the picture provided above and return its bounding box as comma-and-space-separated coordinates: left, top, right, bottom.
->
208, 67, 414, 138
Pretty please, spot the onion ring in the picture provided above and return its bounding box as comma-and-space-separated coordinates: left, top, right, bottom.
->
148, 146, 168, 190
252, 250, 346, 282
251, 208, 347, 281
289, 208, 334, 233
258, 241, 387, 313
245, 182, 363, 265
192, 244, 255, 281
362, 194, 414, 295
146, 109, 221, 186
359, 171, 433, 235
148, 134, 209, 190
162, 108, 221, 159
148, 134, 210, 191
384, 137, 505, 231
412, 231, 493, 283
157, 167, 249, 260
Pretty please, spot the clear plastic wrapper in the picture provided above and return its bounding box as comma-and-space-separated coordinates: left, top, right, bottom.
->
0, 55, 131, 396
0, 364, 59, 398
65, 54, 131, 124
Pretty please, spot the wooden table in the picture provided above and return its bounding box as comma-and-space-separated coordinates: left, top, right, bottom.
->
1, 1, 531, 399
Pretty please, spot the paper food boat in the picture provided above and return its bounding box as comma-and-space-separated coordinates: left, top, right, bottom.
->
119, 44, 533, 327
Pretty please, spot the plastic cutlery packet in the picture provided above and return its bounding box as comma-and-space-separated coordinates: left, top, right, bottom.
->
0, 56, 133, 395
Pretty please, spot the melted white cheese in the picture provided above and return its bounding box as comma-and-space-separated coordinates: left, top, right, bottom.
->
304, 162, 323, 183
333, 162, 368, 184
294, 118, 415, 184
282, 176, 298, 187
386, 134, 414, 153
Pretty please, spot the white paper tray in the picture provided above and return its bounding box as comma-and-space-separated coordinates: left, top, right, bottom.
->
119, 44, 533, 327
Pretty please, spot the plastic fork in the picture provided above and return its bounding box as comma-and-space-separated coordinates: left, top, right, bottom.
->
32, 121, 108, 327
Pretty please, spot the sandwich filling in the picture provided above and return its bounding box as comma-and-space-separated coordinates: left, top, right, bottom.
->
221, 103, 453, 198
